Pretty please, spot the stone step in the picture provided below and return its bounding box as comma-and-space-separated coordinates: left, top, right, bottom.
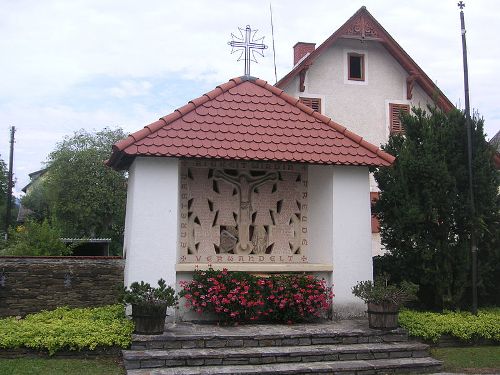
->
124, 342, 429, 370
127, 357, 443, 375
131, 321, 408, 350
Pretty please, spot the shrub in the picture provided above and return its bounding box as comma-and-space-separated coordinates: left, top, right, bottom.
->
399, 308, 500, 343
352, 274, 418, 306
179, 268, 332, 323
0, 304, 133, 354
122, 279, 178, 307
0, 219, 71, 256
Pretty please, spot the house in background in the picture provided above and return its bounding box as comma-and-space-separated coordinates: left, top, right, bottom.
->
17, 168, 48, 223
107, 76, 394, 318
276, 6, 454, 255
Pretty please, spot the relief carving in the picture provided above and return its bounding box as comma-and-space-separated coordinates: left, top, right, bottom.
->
179, 161, 308, 263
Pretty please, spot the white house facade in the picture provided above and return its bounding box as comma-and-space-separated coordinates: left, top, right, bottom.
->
277, 7, 454, 256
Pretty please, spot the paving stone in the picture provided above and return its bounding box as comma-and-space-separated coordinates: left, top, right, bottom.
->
163, 359, 185, 367
281, 338, 299, 345
373, 352, 389, 359
341, 337, 358, 344
259, 339, 276, 346
205, 339, 227, 348
186, 359, 204, 366
141, 359, 165, 368
390, 351, 409, 359
298, 337, 311, 345
227, 339, 244, 347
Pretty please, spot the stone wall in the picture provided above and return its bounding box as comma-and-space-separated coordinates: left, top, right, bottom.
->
0, 256, 124, 317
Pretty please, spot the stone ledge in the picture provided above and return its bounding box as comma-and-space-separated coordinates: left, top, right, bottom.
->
126, 357, 442, 374
175, 263, 333, 272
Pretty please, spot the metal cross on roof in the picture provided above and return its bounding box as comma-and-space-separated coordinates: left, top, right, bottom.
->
228, 25, 268, 76
458, 1, 465, 10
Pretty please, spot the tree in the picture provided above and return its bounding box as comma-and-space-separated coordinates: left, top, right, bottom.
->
374, 107, 500, 310
22, 128, 127, 254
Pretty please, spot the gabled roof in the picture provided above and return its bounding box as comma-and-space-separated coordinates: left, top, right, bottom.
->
276, 6, 454, 112
106, 76, 395, 170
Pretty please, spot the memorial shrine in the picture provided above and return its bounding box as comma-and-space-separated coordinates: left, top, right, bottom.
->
107, 75, 394, 318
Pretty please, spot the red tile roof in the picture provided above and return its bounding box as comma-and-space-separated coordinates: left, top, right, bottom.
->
276, 6, 454, 112
106, 76, 395, 170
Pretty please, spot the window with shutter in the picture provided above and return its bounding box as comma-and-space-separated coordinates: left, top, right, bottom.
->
299, 97, 321, 113
389, 103, 410, 134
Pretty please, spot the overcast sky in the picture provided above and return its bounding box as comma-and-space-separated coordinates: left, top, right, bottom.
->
1, 0, 499, 193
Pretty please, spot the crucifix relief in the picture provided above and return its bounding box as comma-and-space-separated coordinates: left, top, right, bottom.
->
178, 160, 308, 264
214, 170, 278, 255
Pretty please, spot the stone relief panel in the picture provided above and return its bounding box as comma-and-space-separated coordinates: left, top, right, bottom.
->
179, 160, 308, 264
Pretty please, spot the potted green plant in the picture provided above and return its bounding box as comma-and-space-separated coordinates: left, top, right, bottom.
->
122, 279, 178, 335
352, 275, 418, 329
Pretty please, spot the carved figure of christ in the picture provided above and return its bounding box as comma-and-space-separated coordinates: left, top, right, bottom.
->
213, 170, 278, 254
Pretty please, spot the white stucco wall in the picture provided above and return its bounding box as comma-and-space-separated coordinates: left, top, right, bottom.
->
283, 38, 435, 148
283, 38, 437, 258
123, 157, 179, 289
308, 165, 372, 318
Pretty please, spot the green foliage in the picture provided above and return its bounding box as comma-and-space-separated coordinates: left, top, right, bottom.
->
399, 308, 500, 343
351, 275, 418, 306
22, 128, 127, 255
0, 219, 71, 256
179, 268, 332, 323
374, 107, 500, 310
122, 279, 178, 307
0, 305, 133, 355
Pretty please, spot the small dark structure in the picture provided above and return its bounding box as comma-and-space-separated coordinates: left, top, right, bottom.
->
61, 238, 111, 256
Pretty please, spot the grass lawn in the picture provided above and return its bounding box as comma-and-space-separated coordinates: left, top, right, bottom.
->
0, 358, 125, 375
431, 346, 500, 373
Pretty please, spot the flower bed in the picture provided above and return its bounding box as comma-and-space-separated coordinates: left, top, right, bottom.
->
179, 268, 333, 323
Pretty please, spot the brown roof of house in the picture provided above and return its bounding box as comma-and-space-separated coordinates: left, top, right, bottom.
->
106, 76, 395, 170
276, 6, 454, 112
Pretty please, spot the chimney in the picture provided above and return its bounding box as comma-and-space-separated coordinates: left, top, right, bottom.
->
293, 42, 315, 66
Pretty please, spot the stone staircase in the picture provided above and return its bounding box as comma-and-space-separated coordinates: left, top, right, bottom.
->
123, 320, 441, 374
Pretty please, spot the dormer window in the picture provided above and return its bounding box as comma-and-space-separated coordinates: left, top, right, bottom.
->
348, 53, 365, 81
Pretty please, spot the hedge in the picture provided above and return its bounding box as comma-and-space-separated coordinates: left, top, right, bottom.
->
399, 308, 500, 343
0, 305, 133, 355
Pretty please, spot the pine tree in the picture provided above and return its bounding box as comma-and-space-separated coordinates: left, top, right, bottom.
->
374, 107, 500, 310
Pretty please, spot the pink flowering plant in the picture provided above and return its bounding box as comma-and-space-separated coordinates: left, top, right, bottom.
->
179, 268, 333, 323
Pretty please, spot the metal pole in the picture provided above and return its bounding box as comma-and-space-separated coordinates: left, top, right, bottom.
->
458, 1, 477, 315
5, 126, 15, 237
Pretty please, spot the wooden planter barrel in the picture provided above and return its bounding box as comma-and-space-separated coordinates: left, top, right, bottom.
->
131, 303, 167, 335
367, 302, 399, 329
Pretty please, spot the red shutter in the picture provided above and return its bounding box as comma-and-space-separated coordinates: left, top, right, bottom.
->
389, 103, 410, 134
299, 97, 321, 113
